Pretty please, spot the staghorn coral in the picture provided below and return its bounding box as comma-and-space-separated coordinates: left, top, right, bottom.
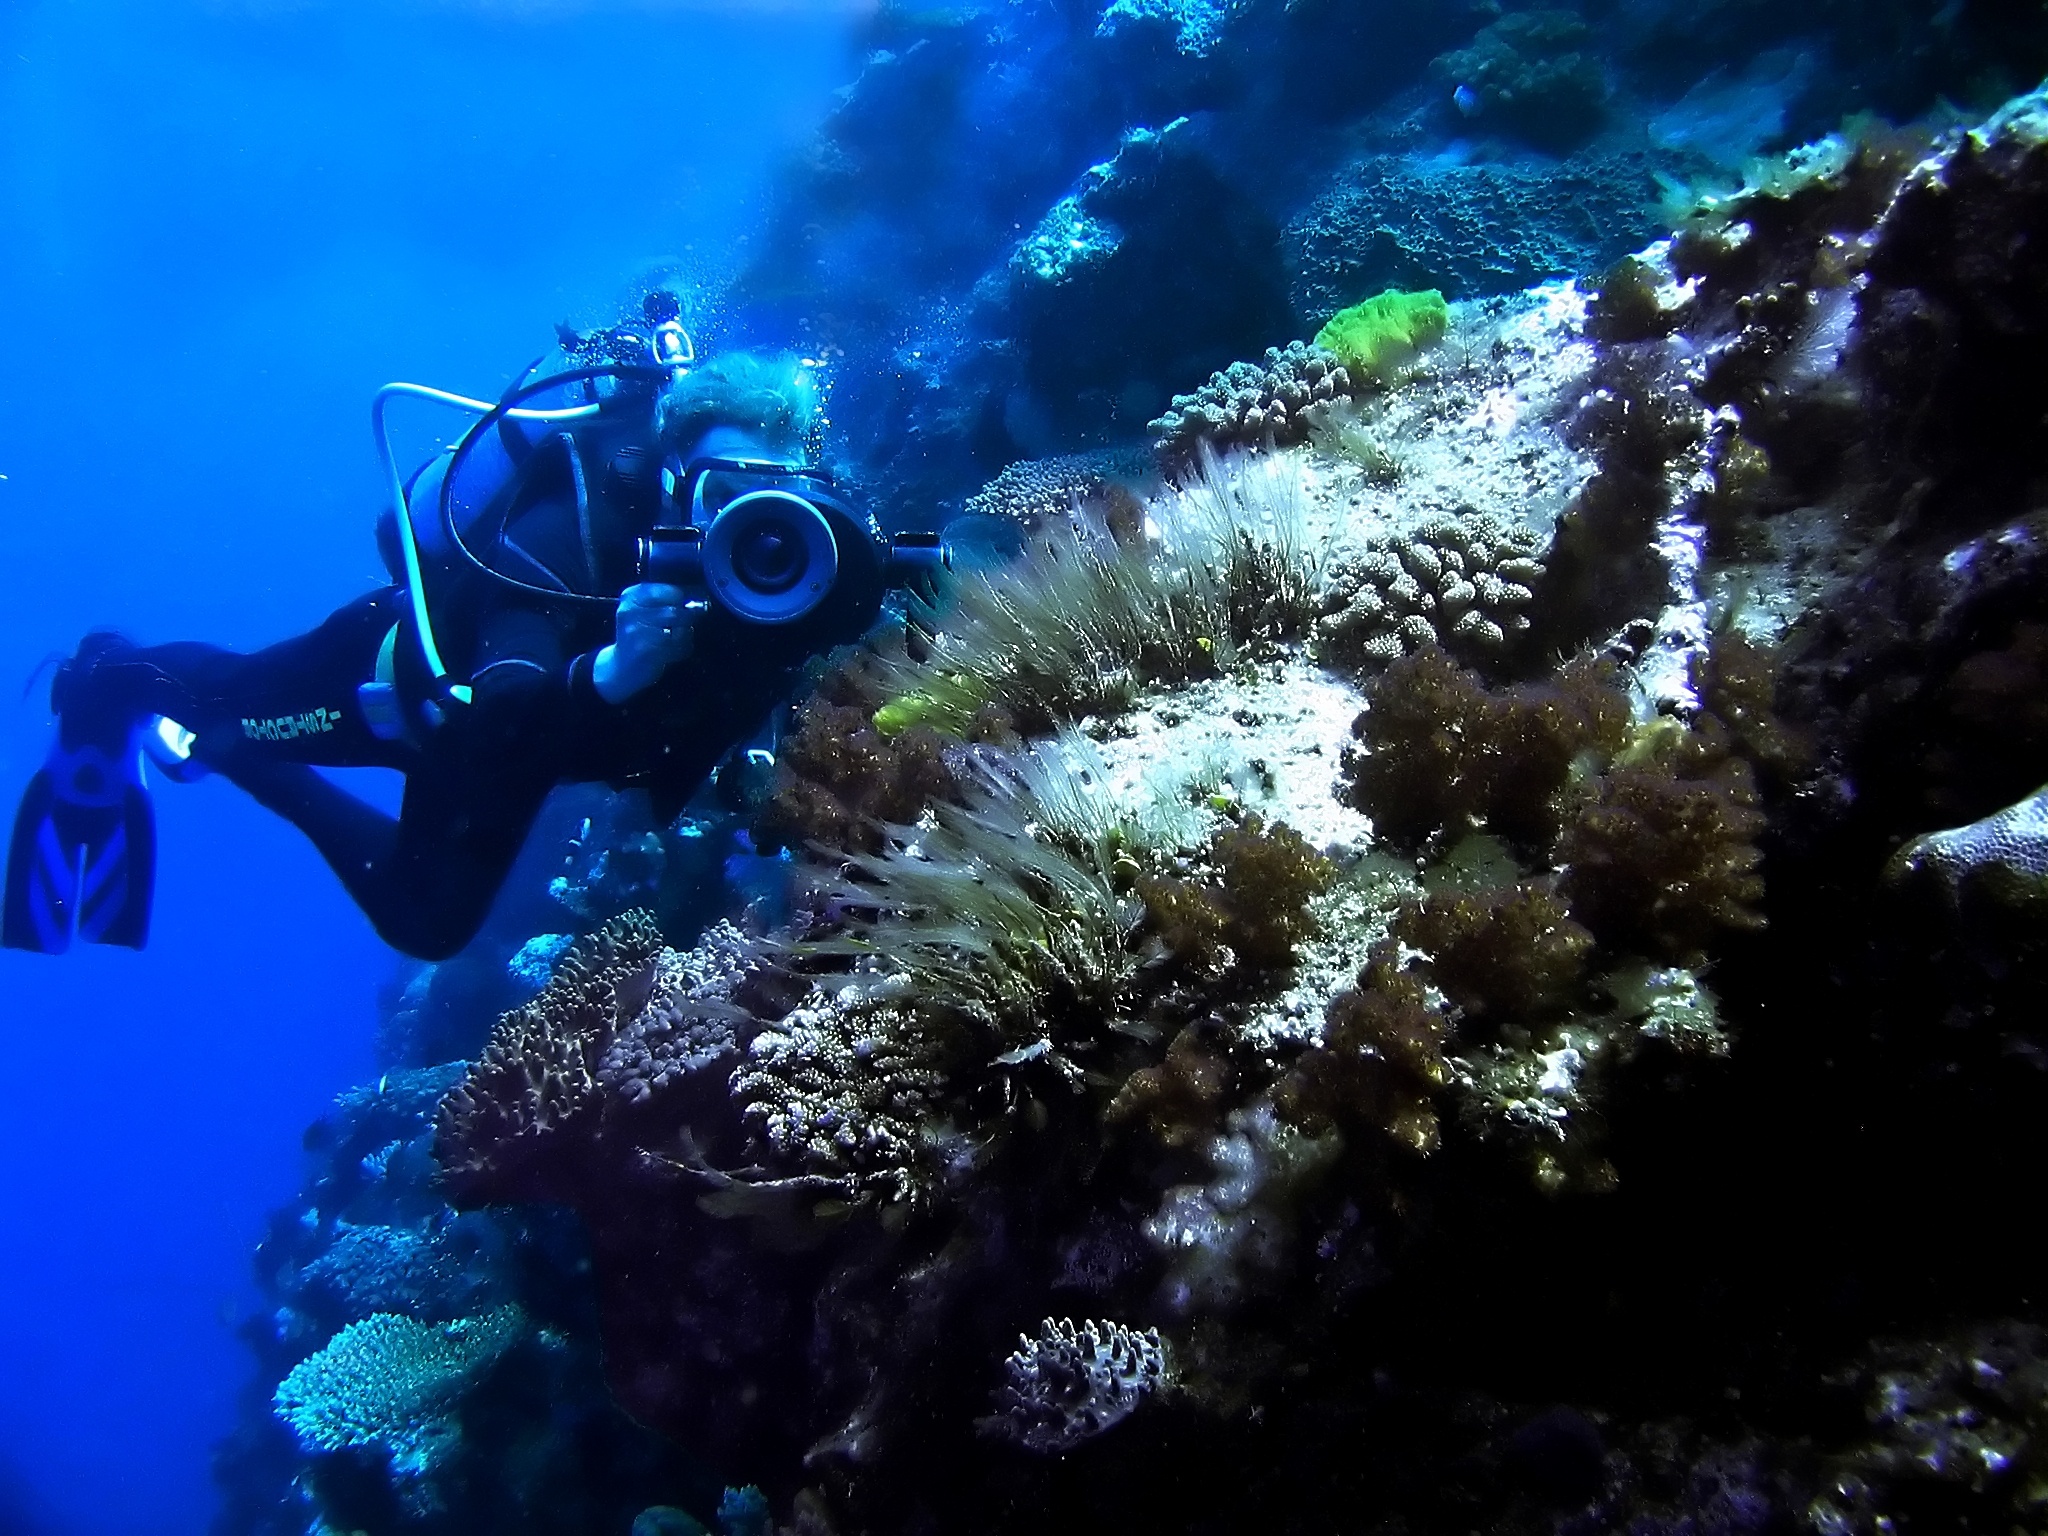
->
1274, 947, 1451, 1155
1313, 510, 1547, 672
1341, 648, 1632, 853
1148, 342, 1360, 465
273, 1306, 527, 1500
980, 1317, 1171, 1453
434, 911, 665, 1201
1556, 720, 1767, 964
960, 447, 1156, 529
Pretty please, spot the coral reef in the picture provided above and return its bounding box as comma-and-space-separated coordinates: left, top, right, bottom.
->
1888, 781, 2048, 912
1313, 509, 1546, 672
1147, 341, 1360, 465
273, 1307, 528, 1505
217, 67, 2048, 1536
1340, 648, 1632, 853
980, 1318, 1171, 1452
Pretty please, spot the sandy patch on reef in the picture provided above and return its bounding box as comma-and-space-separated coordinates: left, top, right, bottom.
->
1299, 281, 1599, 561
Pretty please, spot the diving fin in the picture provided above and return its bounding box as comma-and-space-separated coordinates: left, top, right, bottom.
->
3, 724, 156, 953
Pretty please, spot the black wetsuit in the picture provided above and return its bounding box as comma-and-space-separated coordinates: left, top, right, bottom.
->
52, 413, 883, 959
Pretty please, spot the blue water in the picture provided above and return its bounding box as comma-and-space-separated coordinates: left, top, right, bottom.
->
0, 5, 854, 1531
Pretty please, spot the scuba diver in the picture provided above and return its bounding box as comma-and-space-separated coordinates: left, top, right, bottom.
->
4, 297, 945, 959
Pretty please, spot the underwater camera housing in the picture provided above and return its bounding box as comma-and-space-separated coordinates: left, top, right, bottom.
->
643, 456, 948, 630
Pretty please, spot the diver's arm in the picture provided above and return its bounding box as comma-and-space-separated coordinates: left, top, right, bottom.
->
590, 582, 697, 704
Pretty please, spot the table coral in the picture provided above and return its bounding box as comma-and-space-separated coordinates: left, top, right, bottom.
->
273, 1306, 527, 1502
960, 447, 1157, 529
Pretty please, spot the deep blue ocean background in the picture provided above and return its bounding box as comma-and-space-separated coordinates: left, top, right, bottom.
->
0, 6, 856, 1531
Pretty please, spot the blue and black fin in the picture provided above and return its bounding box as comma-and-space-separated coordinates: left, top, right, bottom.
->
3, 726, 156, 952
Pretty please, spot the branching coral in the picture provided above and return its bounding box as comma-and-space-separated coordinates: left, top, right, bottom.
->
1340, 648, 1631, 853
1314, 510, 1546, 672
434, 911, 666, 1202
980, 1318, 1171, 1453
1556, 720, 1767, 964
1148, 342, 1360, 464
273, 1306, 528, 1498
729, 980, 953, 1203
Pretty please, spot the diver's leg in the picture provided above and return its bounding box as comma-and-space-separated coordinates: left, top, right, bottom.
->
227, 741, 557, 960
50, 590, 411, 773
5, 592, 408, 952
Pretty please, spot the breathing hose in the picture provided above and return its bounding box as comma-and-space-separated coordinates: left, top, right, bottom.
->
371, 381, 602, 703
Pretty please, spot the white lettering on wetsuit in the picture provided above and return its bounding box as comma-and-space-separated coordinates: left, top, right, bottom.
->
241, 706, 343, 742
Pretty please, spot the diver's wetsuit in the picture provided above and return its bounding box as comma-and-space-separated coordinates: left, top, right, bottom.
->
48, 463, 867, 959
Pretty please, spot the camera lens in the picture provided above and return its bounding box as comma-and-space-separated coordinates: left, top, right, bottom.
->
732, 520, 805, 593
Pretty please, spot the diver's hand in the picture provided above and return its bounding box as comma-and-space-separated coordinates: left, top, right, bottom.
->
592, 583, 696, 704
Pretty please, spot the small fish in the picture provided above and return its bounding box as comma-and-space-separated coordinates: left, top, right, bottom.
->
1453, 82, 1484, 118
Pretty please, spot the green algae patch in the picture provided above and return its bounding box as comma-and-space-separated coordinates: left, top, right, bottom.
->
1315, 288, 1450, 382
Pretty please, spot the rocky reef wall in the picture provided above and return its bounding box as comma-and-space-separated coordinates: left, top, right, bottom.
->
211, 25, 2048, 1536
